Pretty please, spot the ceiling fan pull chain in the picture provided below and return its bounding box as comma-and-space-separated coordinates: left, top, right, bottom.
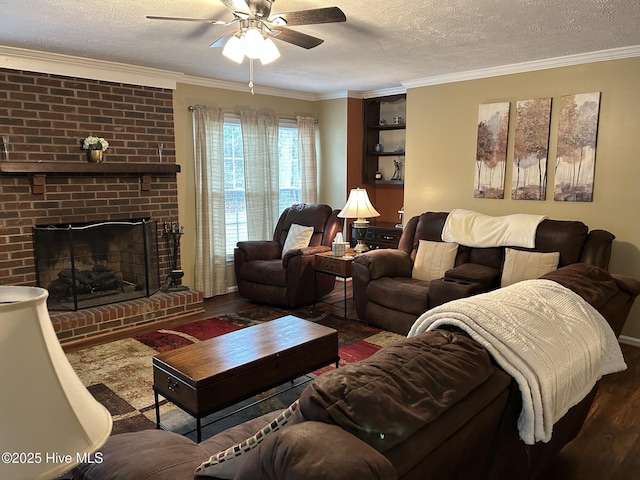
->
249, 58, 255, 95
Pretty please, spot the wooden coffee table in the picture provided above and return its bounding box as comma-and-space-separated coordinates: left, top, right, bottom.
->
152, 315, 339, 442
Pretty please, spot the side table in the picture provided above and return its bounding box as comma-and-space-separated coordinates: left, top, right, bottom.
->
314, 250, 355, 319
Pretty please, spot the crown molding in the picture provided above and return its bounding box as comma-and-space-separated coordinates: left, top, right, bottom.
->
361, 86, 407, 99
0, 45, 183, 89
403, 45, 640, 89
3, 44, 639, 101
178, 74, 319, 101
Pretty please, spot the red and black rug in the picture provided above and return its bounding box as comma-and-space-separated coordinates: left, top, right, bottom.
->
67, 306, 404, 442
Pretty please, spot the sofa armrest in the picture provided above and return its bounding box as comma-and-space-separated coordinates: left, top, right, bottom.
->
580, 229, 615, 269
235, 240, 282, 261
352, 249, 413, 321
234, 421, 397, 480
611, 273, 640, 297
353, 249, 413, 280
428, 278, 487, 309
444, 263, 500, 290
282, 245, 330, 267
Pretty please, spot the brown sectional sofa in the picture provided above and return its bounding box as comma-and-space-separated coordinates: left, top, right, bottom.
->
74, 264, 640, 480
353, 211, 615, 335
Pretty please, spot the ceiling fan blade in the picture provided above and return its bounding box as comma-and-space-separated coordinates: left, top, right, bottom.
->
272, 7, 346, 26
219, 0, 251, 14
271, 27, 324, 49
210, 31, 237, 48
146, 15, 227, 25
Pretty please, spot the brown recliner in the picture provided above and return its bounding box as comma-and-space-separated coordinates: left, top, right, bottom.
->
234, 203, 343, 308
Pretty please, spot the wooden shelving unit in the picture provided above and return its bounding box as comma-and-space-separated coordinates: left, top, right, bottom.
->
362, 94, 406, 185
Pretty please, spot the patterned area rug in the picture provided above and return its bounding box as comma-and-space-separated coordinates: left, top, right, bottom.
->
67, 306, 404, 442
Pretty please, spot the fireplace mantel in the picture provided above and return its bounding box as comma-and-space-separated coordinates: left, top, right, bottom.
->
0, 161, 180, 193
0, 161, 180, 175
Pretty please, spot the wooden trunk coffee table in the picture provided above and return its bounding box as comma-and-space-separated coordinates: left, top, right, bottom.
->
152, 315, 339, 442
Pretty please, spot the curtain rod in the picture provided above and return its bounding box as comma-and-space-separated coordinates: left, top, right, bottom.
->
188, 105, 316, 123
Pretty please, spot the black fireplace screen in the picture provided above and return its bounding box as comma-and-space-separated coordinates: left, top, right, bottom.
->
33, 218, 160, 311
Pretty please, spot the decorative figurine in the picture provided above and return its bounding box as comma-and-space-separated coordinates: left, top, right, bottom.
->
391, 159, 403, 181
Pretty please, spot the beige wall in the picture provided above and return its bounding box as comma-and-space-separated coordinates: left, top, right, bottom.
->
317, 97, 348, 213
172, 83, 344, 291
404, 57, 640, 340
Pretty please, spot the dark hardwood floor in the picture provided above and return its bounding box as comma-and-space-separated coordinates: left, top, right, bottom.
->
540, 341, 640, 480
69, 280, 640, 479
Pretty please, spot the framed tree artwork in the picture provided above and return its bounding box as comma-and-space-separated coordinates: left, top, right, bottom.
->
554, 92, 601, 202
474, 102, 510, 199
511, 97, 552, 200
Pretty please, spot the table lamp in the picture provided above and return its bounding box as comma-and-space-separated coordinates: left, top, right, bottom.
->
338, 188, 380, 253
0, 286, 112, 480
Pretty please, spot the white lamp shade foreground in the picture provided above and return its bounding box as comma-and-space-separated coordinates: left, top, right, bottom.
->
338, 188, 380, 253
0, 286, 112, 480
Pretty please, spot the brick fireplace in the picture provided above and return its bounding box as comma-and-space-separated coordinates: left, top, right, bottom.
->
0, 68, 203, 342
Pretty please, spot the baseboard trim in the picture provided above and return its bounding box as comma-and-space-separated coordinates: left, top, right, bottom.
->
619, 335, 640, 347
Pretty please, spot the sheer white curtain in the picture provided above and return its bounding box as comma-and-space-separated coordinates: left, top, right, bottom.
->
297, 116, 318, 203
240, 110, 280, 240
191, 105, 228, 297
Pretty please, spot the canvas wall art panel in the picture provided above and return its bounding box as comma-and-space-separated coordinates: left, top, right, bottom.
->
474, 102, 510, 199
554, 92, 601, 202
511, 97, 552, 200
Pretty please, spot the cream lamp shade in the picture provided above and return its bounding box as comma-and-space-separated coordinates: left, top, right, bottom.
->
338, 188, 380, 253
0, 286, 112, 480
337, 188, 380, 224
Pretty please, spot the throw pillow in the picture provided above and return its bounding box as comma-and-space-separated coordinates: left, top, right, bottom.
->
195, 400, 300, 479
412, 240, 459, 281
500, 248, 560, 287
281, 223, 314, 258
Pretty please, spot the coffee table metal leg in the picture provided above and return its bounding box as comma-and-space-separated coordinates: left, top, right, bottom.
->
196, 418, 202, 443
154, 390, 160, 429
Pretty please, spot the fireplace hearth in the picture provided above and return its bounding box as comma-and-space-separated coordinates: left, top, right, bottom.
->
33, 218, 160, 311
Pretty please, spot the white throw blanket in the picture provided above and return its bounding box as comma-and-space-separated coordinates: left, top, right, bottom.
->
441, 209, 547, 248
408, 279, 626, 445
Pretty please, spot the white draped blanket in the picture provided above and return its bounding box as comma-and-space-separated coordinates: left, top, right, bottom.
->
408, 279, 626, 445
441, 209, 547, 248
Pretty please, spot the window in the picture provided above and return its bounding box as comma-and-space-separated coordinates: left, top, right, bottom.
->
223, 116, 301, 255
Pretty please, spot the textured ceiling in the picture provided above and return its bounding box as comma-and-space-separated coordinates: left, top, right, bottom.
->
1, 0, 640, 95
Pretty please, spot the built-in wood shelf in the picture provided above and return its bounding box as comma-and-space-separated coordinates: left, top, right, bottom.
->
0, 161, 180, 194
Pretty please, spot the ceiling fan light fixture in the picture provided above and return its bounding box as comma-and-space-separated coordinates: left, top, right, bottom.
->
243, 27, 265, 58
259, 37, 280, 65
222, 34, 245, 64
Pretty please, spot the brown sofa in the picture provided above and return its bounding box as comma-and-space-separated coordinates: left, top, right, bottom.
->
234, 203, 343, 308
74, 264, 640, 480
353, 211, 615, 335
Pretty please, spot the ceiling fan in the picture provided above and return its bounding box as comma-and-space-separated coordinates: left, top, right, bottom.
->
147, 0, 346, 63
